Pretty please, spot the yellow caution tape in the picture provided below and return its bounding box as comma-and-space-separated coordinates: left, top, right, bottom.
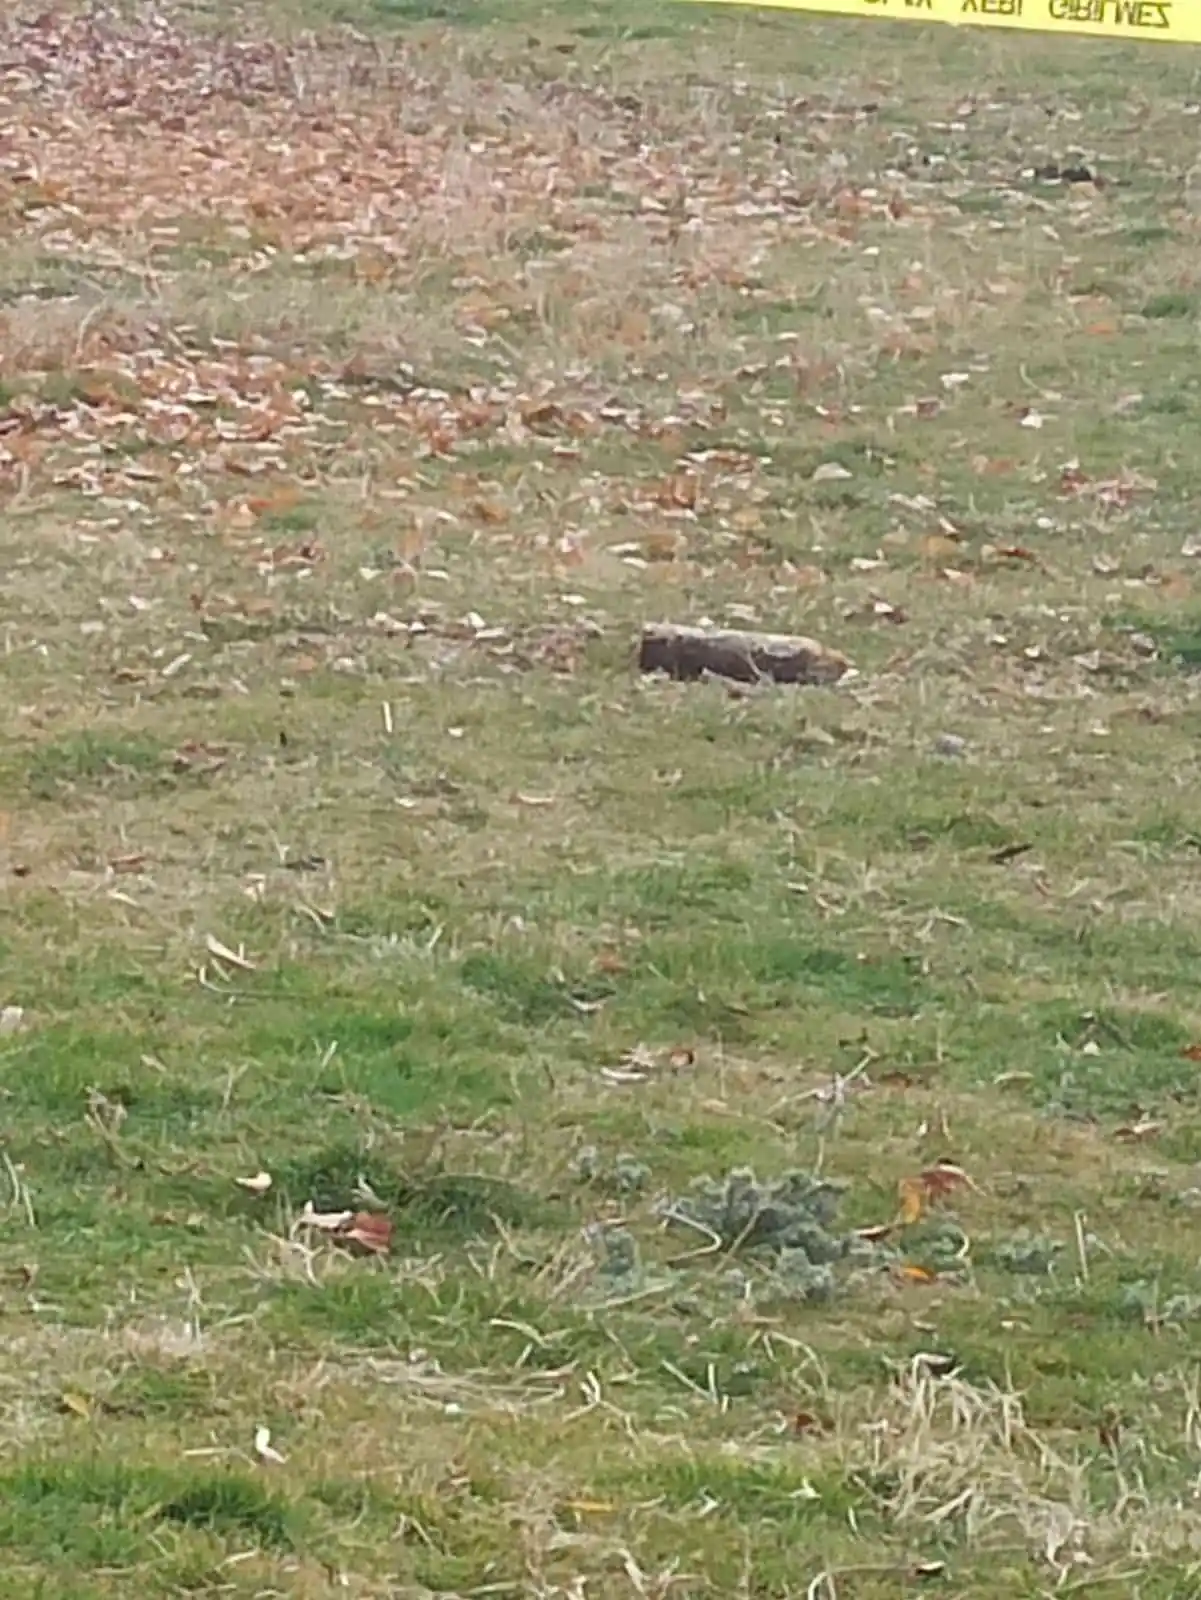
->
680, 0, 1196, 45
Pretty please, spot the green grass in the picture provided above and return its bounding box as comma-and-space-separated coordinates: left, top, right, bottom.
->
3, 0, 1201, 1593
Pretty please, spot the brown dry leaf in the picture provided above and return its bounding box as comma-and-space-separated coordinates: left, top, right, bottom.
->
617, 310, 650, 346
471, 498, 510, 526
652, 474, 700, 510
1181, 1044, 1201, 1062
343, 1212, 392, 1255
641, 528, 686, 562
920, 1161, 976, 1198
791, 1410, 831, 1435
987, 544, 1039, 565
520, 399, 562, 434
59, 1391, 93, 1420
173, 741, 228, 775
895, 1263, 938, 1285
920, 534, 961, 563
245, 486, 303, 519
593, 949, 628, 976
898, 1178, 925, 1226
108, 853, 147, 875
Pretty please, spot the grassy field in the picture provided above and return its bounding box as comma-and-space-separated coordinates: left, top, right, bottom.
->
3, 0, 1201, 1594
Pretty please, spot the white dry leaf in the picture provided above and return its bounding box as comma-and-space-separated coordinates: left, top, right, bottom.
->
253, 1426, 287, 1466
1181, 534, 1201, 558
204, 934, 256, 972
236, 1171, 273, 1195
600, 1067, 650, 1086
370, 610, 409, 635
1020, 409, 1047, 430
0, 1006, 27, 1036
295, 1201, 354, 1233
811, 462, 852, 483
939, 371, 972, 390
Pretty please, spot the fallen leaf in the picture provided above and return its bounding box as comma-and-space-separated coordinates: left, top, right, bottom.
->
245, 486, 303, 519
253, 1425, 287, 1465
0, 1006, 27, 1036
855, 1223, 896, 1243
204, 934, 256, 972
108, 853, 147, 875
898, 1178, 925, 1226
642, 528, 687, 561
236, 1171, 273, 1194
1113, 1119, 1163, 1142
470, 498, 510, 525
296, 1202, 354, 1233
593, 949, 628, 976
895, 1263, 938, 1284
920, 534, 960, 563
59, 1391, 92, 1420
990, 842, 1034, 865
811, 462, 853, 483
910, 1351, 958, 1378
651, 473, 700, 509
920, 1162, 976, 1198
791, 1410, 831, 1435
1181, 1044, 1201, 1061
343, 1211, 392, 1254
